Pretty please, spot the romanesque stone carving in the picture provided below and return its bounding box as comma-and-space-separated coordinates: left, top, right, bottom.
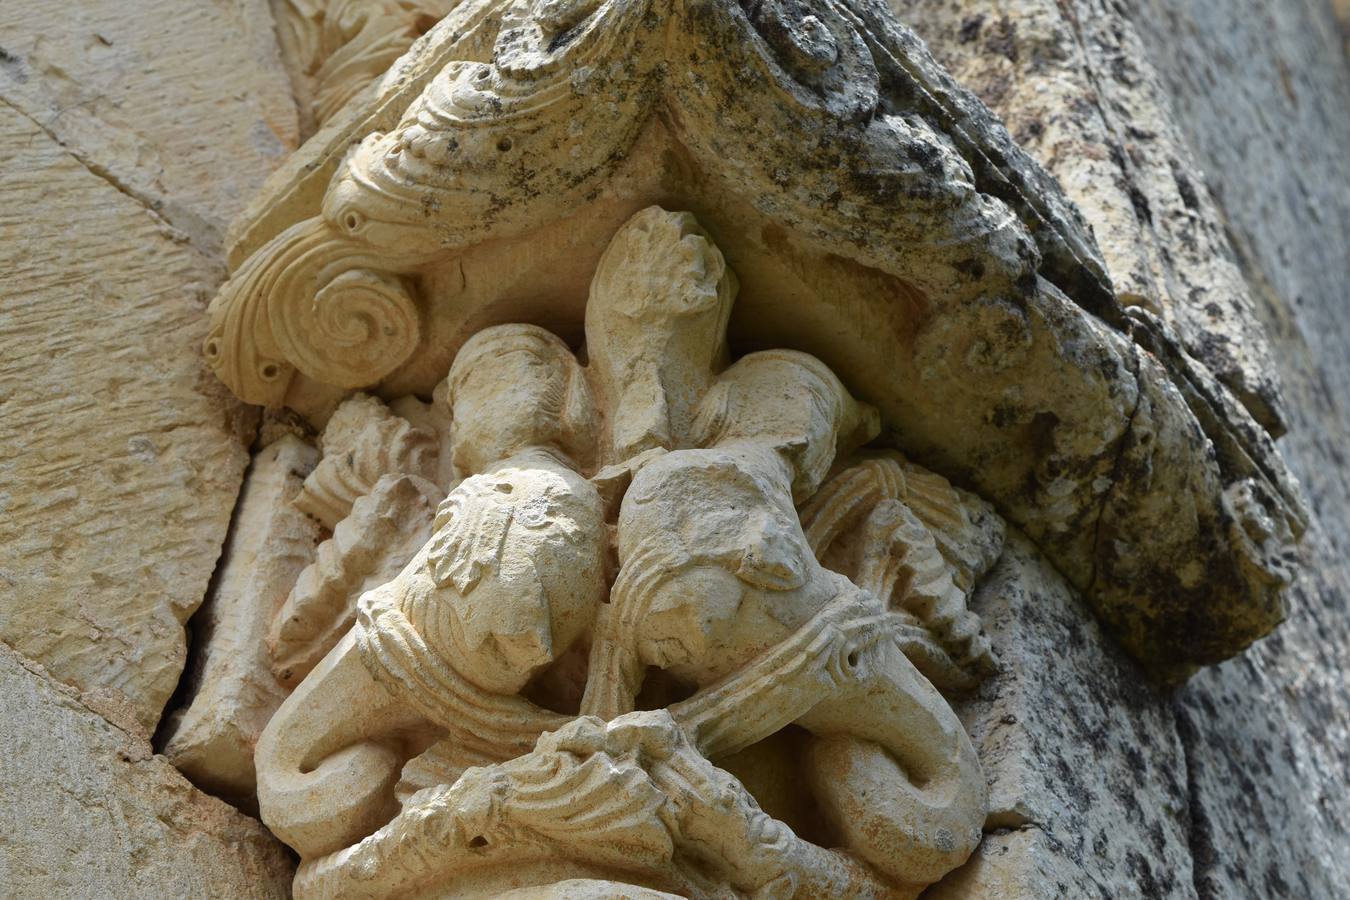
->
266, 392, 449, 687
272, 0, 453, 134
290, 392, 442, 530
186, 0, 1313, 894
799, 453, 1004, 693
205, 0, 1306, 683
251, 207, 997, 897
270, 470, 442, 687
162, 436, 321, 802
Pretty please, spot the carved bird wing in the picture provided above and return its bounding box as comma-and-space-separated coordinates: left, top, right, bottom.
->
797, 451, 1005, 692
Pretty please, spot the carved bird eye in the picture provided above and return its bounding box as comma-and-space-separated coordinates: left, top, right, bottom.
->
537, 0, 600, 34
340, 210, 364, 235
514, 496, 550, 527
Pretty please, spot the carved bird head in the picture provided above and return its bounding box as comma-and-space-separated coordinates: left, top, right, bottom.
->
425, 464, 606, 695
445, 324, 597, 475
584, 207, 739, 462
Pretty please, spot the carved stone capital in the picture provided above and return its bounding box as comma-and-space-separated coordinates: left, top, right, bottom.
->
196, 0, 1310, 894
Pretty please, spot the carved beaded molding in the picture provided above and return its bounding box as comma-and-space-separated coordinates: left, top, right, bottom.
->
199, 0, 1307, 895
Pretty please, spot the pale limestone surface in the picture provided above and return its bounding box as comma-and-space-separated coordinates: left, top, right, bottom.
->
947, 532, 1196, 897
1126, 1, 1350, 895
894, 0, 1287, 435
906, 2, 1350, 895
0, 641, 293, 898
271, 0, 454, 138
186, 0, 1323, 893
2, 0, 1344, 896
161, 435, 321, 805
252, 208, 996, 897
268, 392, 446, 689
0, 4, 307, 892
272, 469, 441, 687
0, 0, 301, 733
0, 0, 297, 254
201, 0, 1306, 684
925, 827, 1094, 900
0, 102, 256, 732
290, 392, 441, 531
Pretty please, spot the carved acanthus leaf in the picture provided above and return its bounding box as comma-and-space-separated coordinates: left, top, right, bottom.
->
270, 472, 441, 688
273, 0, 453, 132
295, 716, 687, 899
799, 452, 1005, 686
293, 393, 441, 530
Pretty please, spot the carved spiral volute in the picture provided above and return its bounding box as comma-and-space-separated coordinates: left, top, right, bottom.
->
203, 216, 422, 405
300, 268, 420, 389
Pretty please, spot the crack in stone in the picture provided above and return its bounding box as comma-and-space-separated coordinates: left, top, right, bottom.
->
0, 94, 193, 246
1086, 341, 1146, 598
1, 635, 148, 746
1171, 698, 1216, 900
983, 808, 1038, 831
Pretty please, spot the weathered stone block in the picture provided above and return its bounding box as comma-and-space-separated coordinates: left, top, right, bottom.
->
958, 533, 1196, 898
0, 103, 253, 730
204, 0, 1307, 684
0, 641, 294, 897
1124, 3, 1350, 895
162, 436, 321, 805
0, 0, 297, 253
894, 0, 1287, 436
927, 827, 1099, 899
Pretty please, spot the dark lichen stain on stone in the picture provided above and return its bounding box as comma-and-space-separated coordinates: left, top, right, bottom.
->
1015, 118, 1045, 144
957, 14, 985, 45
1263, 862, 1290, 896
547, 24, 584, 54
983, 17, 1019, 64
1128, 184, 1154, 225
1172, 160, 1202, 211
1126, 848, 1164, 896
953, 257, 986, 280
0, 45, 28, 83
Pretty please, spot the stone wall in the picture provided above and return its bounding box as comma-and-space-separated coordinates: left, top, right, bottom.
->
0, 0, 297, 732
0, 643, 293, 897
903, 0, 1350, 895
0, 0, 1345, 895
0, 0, 299, 890
1128, 1, 1350, 895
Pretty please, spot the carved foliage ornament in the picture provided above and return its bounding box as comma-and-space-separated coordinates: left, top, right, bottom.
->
254, 208, 1000, 897
206, 0, 1310, 893
273, 0, 454, 132
207, 0, 1306, 685
206, 0, 1065, 408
